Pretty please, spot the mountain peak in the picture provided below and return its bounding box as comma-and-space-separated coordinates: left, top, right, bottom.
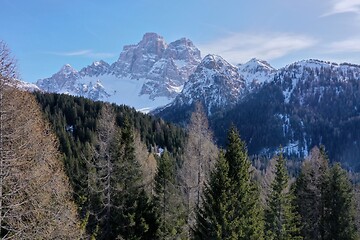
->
164, 37, 201, 64
169, 37, 195, 47
201, 54, 231, 69
58, 64, 78, 76
239, 58, 276, 71
238, 58, 276, 86
79, 60, 110, 77
139, 32, 167, 51
174, 54, 245, 114
286, 59, 340, 70
37, 33, 202, 111
142, 32, 164, 42
92, 60, 109, 67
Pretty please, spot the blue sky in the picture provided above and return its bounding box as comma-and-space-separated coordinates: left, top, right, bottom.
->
2, 0, 360, 82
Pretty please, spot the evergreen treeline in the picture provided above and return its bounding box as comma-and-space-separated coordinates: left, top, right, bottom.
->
1, 41, 359, 239
34, 90, 359, 239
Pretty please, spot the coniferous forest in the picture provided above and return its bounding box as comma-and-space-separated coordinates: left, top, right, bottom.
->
1, 42, 360, 239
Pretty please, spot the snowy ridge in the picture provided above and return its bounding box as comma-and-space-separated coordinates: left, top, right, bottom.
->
173, 54, 246, 114
274, 59, 360, 104
36, 33, 201, 112
8, 79, 41, 92
238, 58, 276, 87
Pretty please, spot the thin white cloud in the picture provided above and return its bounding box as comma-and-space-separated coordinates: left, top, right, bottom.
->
326, 38, 360, 52
198, 33, 318, 64
322, 0, 360, 17
46, 49, 115, 58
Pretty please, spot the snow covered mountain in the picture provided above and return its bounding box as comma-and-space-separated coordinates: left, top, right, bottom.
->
160, 54, 246, 115
156, 57, 360, 168
238, 58, 276, 88
13, 79, 41, 92
36, 33, 201, 112
274, 59, 360, 104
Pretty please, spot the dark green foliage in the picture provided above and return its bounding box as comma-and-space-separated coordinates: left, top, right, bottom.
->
194, 127, 264, 239
33, 92, 185, 239
295, 147, 358, 240
116, 117, 159, 239
264, 152, 302, 240
194, 152, 234, 239
154, 151, 186, 239
294, 147, 330, 240
88, 111, 158, 239
33, 92, 360, 239
323, 163, 357, 240
33, 92, 185, 197
223, 127, 264, 239
34, 92, 102, 206
212, 83, 286, 154
158, 66, 360, 168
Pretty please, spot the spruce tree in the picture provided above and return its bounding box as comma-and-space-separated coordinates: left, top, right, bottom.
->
194, 127, 264, 239
323, 163, 357, 240
264, 152, 302, 240
88, 108, 158, 239
154, 150, 186, 239
295, 146, 358, 240
194, 152, 233, 239
294, 146, 330, 240
224, 127, 264, 239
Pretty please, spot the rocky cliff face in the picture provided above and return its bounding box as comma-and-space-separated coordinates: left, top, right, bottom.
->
173, 54, 245, 114
36, 33, 202, 111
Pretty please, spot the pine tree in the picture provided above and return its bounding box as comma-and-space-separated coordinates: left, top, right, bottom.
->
194, 127, 264, 239
264, 152, 302, 240
323, 163, 357, 240
154, 150, 186, 239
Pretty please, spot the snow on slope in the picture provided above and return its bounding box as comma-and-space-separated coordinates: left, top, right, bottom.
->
238, 58, 276, 87
71, 75, 172, 113
36, 33, 201, 112
171, 54, 246, 114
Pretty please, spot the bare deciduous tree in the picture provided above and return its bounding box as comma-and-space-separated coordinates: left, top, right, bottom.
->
134, 132, 157, 195
0, 41, 83, 239
179, 102, 218, 232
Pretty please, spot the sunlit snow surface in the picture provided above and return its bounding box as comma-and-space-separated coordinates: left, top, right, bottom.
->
77, 75, 173, 113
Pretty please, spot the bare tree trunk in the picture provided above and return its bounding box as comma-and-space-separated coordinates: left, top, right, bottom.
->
87, 103, 117, 237
0, 41, 16, 237
179, 102, 218, 235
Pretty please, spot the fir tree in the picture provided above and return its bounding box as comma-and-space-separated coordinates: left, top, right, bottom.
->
194, 127, 264, 239
194, 151, 234, 239
88, 108, 158, 239
113, 116, 159, 239
295, 146, 358, 240
154, 150, 186, 239
224, 127, 264, 239
294, 146, 330, 240
264, 152, 302, 240
323, 163, 357, 240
